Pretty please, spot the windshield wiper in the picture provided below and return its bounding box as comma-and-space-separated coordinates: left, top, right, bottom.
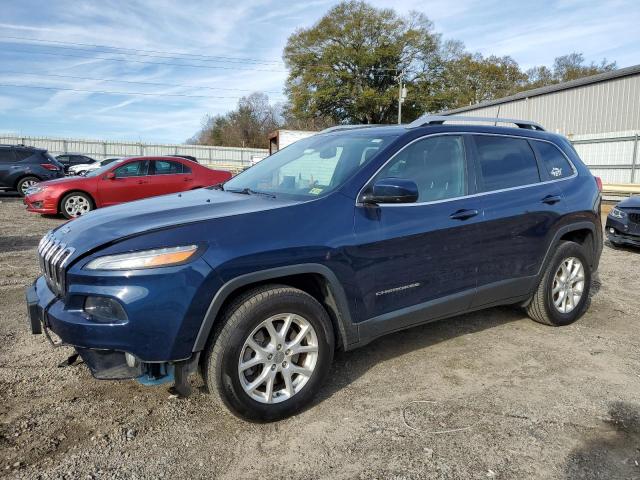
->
226, 187, 276, 198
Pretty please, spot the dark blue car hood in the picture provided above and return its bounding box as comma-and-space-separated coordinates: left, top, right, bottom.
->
619, 196, 640, 208
50, 188, 297, 255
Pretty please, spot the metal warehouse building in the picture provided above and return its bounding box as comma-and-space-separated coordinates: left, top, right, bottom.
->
442, 64, 640, 185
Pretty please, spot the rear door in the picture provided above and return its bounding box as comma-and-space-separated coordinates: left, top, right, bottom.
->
0, 148, 17, 188
97, 160, 152, 206
469, 134, 567, 307
148, 159, 193, 195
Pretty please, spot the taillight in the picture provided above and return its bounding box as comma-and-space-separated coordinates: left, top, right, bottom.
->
41, 163, 60, 171
595, 176, 603, 192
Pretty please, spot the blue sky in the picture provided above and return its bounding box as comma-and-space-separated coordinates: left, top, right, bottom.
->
0, 0, 638, 144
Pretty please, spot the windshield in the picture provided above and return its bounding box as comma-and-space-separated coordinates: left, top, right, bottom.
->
223, 131, 398, 199
85, 158, 126, 177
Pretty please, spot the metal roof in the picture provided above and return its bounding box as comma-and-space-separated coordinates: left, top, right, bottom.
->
441, 64, 640, 115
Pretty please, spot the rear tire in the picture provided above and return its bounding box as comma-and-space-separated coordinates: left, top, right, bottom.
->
60, 192, 94, 219
203, 285, 334, 421
16, 176, 40, 196
526, 241, 592, 326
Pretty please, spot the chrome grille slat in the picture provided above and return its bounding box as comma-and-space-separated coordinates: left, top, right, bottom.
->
37, 232, 74, 297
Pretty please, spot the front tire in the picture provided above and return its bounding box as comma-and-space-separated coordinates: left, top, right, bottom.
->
60, 192, 94, 219
203, 285, 334, 421
526, 241, 592, 326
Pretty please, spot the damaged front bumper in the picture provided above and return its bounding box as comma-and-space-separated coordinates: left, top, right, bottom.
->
25, 278, 196, 395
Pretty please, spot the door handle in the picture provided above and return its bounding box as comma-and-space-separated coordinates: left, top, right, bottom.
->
184, 177, 193, 182
137, 180, 148, 184
542, 194, 561, 205
449, 209, 479, 220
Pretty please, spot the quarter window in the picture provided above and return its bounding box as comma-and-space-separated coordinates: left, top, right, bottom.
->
531, 140, 573, 179
373, 135, 466, 202
474, 136, 540, 191
114, 160, 149, 177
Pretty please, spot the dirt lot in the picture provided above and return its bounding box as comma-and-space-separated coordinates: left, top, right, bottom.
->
1, 194, 640, 480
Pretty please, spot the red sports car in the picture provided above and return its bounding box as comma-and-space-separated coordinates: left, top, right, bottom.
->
24, 156, 232, 218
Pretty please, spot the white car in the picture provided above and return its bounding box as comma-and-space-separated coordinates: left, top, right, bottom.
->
68, 157, 122, 176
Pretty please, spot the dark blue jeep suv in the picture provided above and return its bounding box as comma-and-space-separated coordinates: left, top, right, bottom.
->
26, 116, 603, 421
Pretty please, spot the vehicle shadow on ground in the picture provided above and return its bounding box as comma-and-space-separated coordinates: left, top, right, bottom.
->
564, 400, 640, 479
316, 305, 521, 403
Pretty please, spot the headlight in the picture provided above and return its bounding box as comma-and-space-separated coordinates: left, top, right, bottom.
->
610, 207, 627, 219
84, 245, 199, 270
26, 185, 46, 195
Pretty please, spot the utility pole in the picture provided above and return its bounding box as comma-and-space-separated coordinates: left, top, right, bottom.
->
397, 69, 407, 124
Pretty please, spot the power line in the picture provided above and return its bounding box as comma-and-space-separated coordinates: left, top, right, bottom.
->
0, 35, 285, 65
0, 70, 283, 94
6, 48, 288, 73
1, 36, 400, 74
0, 82, 284, 99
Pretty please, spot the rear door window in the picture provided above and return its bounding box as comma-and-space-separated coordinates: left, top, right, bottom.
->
0, 149, 16, 163
531, 140, 574, 180
153, 160, 184, 174
473, 135, 540, 191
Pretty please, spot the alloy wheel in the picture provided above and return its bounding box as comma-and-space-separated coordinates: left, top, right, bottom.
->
64, 195, 91, 217
551, 257, 585, 314
20, 179, 38, 195
238, 313, 319, 404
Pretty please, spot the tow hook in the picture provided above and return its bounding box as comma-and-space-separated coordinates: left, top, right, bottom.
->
57, 352, 82, 368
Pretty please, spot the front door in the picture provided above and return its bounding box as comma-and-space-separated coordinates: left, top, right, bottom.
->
98, 159, 152, 206
351, 134, 481, 333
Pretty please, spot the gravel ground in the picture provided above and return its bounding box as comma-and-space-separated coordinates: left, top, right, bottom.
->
1, 194, 640, 480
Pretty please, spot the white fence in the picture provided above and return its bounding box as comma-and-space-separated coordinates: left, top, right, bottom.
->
0, 134, 268, 172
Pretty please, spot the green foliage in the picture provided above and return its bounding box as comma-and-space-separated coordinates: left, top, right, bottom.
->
189, 1, 619, 144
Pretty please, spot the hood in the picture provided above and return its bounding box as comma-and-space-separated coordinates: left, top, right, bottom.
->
618, 196, 640, 209
48, 188, 298, 256
41, 176, 94, 187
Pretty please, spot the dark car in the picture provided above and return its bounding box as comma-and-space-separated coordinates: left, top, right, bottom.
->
26, 116, 603, 421
55, 154, 96, 173
0, 145, 64, 196
605, 196, 640, 247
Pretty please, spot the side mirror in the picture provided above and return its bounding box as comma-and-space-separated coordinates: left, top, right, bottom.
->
362, 178, 419, 205
105, 172, 116, 180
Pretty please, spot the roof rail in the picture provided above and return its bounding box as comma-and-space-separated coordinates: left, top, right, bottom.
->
319, 124, 384, 134
408, 115, 545, 131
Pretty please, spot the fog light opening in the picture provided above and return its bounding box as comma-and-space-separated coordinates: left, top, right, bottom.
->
609, 228, 615, 234
84, 296, 128, 323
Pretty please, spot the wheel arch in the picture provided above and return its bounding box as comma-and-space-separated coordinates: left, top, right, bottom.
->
58, 190, 96, 214
192, 264, 358, 353
13, 173, 43, 190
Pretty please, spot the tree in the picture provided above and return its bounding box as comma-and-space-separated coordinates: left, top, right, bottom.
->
187, 92, 281, 148
283, 0, 441, 124
525, 53, 616, 89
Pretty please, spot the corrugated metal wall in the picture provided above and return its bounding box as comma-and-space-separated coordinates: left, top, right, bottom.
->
0, 134, 268, 171
442, 72, 640, 184
449, 73, 640, 136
